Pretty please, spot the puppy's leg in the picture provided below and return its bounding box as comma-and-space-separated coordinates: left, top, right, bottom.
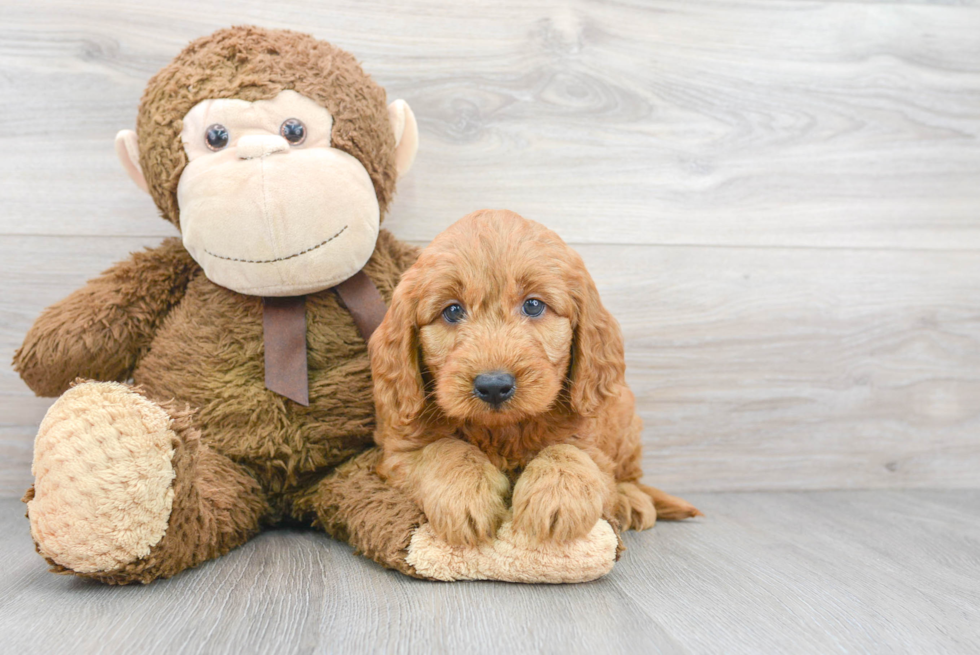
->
615, 481, 703, 530
612, 414, 702, 528
380, 438, 510, 547
641, 483, 703, 521
615, 481, 658, 530
511, 444, 615, 544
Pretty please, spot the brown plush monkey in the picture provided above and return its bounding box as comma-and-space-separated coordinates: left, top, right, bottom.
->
15, 26, 619, 584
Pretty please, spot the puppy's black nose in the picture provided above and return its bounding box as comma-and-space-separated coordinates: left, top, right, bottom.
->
473, 372, 516, 406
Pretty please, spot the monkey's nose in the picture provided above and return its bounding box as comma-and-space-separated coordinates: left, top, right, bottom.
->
237, 135, 290, 160
473, 372, 516, 407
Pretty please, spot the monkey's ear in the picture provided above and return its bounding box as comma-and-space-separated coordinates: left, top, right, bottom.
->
114, 130, 149, 193
387, 100, 418, 179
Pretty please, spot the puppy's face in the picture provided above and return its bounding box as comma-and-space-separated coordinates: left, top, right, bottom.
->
414, 216, 577, 427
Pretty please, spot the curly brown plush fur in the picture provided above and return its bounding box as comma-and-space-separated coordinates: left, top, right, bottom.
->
24, 391, 269, 585
16, 28, 692, 585
13, 27, 425, 583
137, 25, 398, 227
16, 230, 422, 583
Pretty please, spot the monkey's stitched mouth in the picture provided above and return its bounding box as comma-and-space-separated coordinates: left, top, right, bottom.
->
204, 224, 348, 264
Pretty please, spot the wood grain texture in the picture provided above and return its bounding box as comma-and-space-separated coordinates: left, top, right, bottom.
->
0, 0, 978, 247
2, 492, 978, 654
2, 0, 980, 496
1, 238, 977, 496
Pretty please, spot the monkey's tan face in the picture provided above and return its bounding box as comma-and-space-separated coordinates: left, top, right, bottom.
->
176, 90, 380, 296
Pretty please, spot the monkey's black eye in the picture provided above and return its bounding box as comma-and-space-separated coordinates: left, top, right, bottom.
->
442, 303, 465, 324
280, 118, 306, 145
204, 124, 229, 151
522, 298, 546, 318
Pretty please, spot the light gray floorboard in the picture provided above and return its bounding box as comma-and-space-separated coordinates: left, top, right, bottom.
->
1, 492, 978, 654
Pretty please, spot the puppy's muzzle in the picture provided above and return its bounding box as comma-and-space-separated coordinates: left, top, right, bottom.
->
473, 371, 516, 407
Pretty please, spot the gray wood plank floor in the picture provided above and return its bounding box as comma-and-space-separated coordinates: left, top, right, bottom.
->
2, 492, 978, 654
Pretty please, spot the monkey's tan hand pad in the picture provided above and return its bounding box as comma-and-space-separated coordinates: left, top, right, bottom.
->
406, 517, 618, 583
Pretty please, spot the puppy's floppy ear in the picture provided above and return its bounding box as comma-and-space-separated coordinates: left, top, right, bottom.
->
369, 269, 426, 430
568, 254, 626, 416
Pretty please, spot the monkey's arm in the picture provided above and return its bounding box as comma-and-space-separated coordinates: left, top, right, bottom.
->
13, 237, 200, 397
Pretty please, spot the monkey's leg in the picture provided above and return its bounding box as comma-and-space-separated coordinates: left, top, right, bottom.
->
25, 382, 269, 584
295, 448, 620, 583
293, 448, 426, 578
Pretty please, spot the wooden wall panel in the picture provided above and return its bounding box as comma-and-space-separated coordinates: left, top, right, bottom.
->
0, 1, 978, 247
1, 238, 977, 495
1, 0, 978, 495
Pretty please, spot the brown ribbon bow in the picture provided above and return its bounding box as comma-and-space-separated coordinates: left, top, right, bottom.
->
262, 270, 387, 406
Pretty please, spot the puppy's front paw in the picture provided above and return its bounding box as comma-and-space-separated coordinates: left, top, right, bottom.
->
511, 445, 609, 543
422, 463, 510, 547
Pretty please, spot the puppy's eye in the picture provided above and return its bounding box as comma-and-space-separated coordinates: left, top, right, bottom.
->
205, 124, 230, 151
522, 298, 546, 318
442, 303, 465, 324
280, 118, 306, 145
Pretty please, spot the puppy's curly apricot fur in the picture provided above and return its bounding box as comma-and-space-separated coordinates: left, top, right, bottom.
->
370, 210, 700, 546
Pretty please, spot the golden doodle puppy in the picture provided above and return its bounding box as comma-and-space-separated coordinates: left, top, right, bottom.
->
370, 209, 700, 546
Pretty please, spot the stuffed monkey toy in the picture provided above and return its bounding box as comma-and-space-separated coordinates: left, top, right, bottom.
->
14, 26, 621, 583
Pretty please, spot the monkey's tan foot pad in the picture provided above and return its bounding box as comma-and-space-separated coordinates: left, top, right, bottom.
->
27, 382, 177, 574
406, 518, 618, 583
